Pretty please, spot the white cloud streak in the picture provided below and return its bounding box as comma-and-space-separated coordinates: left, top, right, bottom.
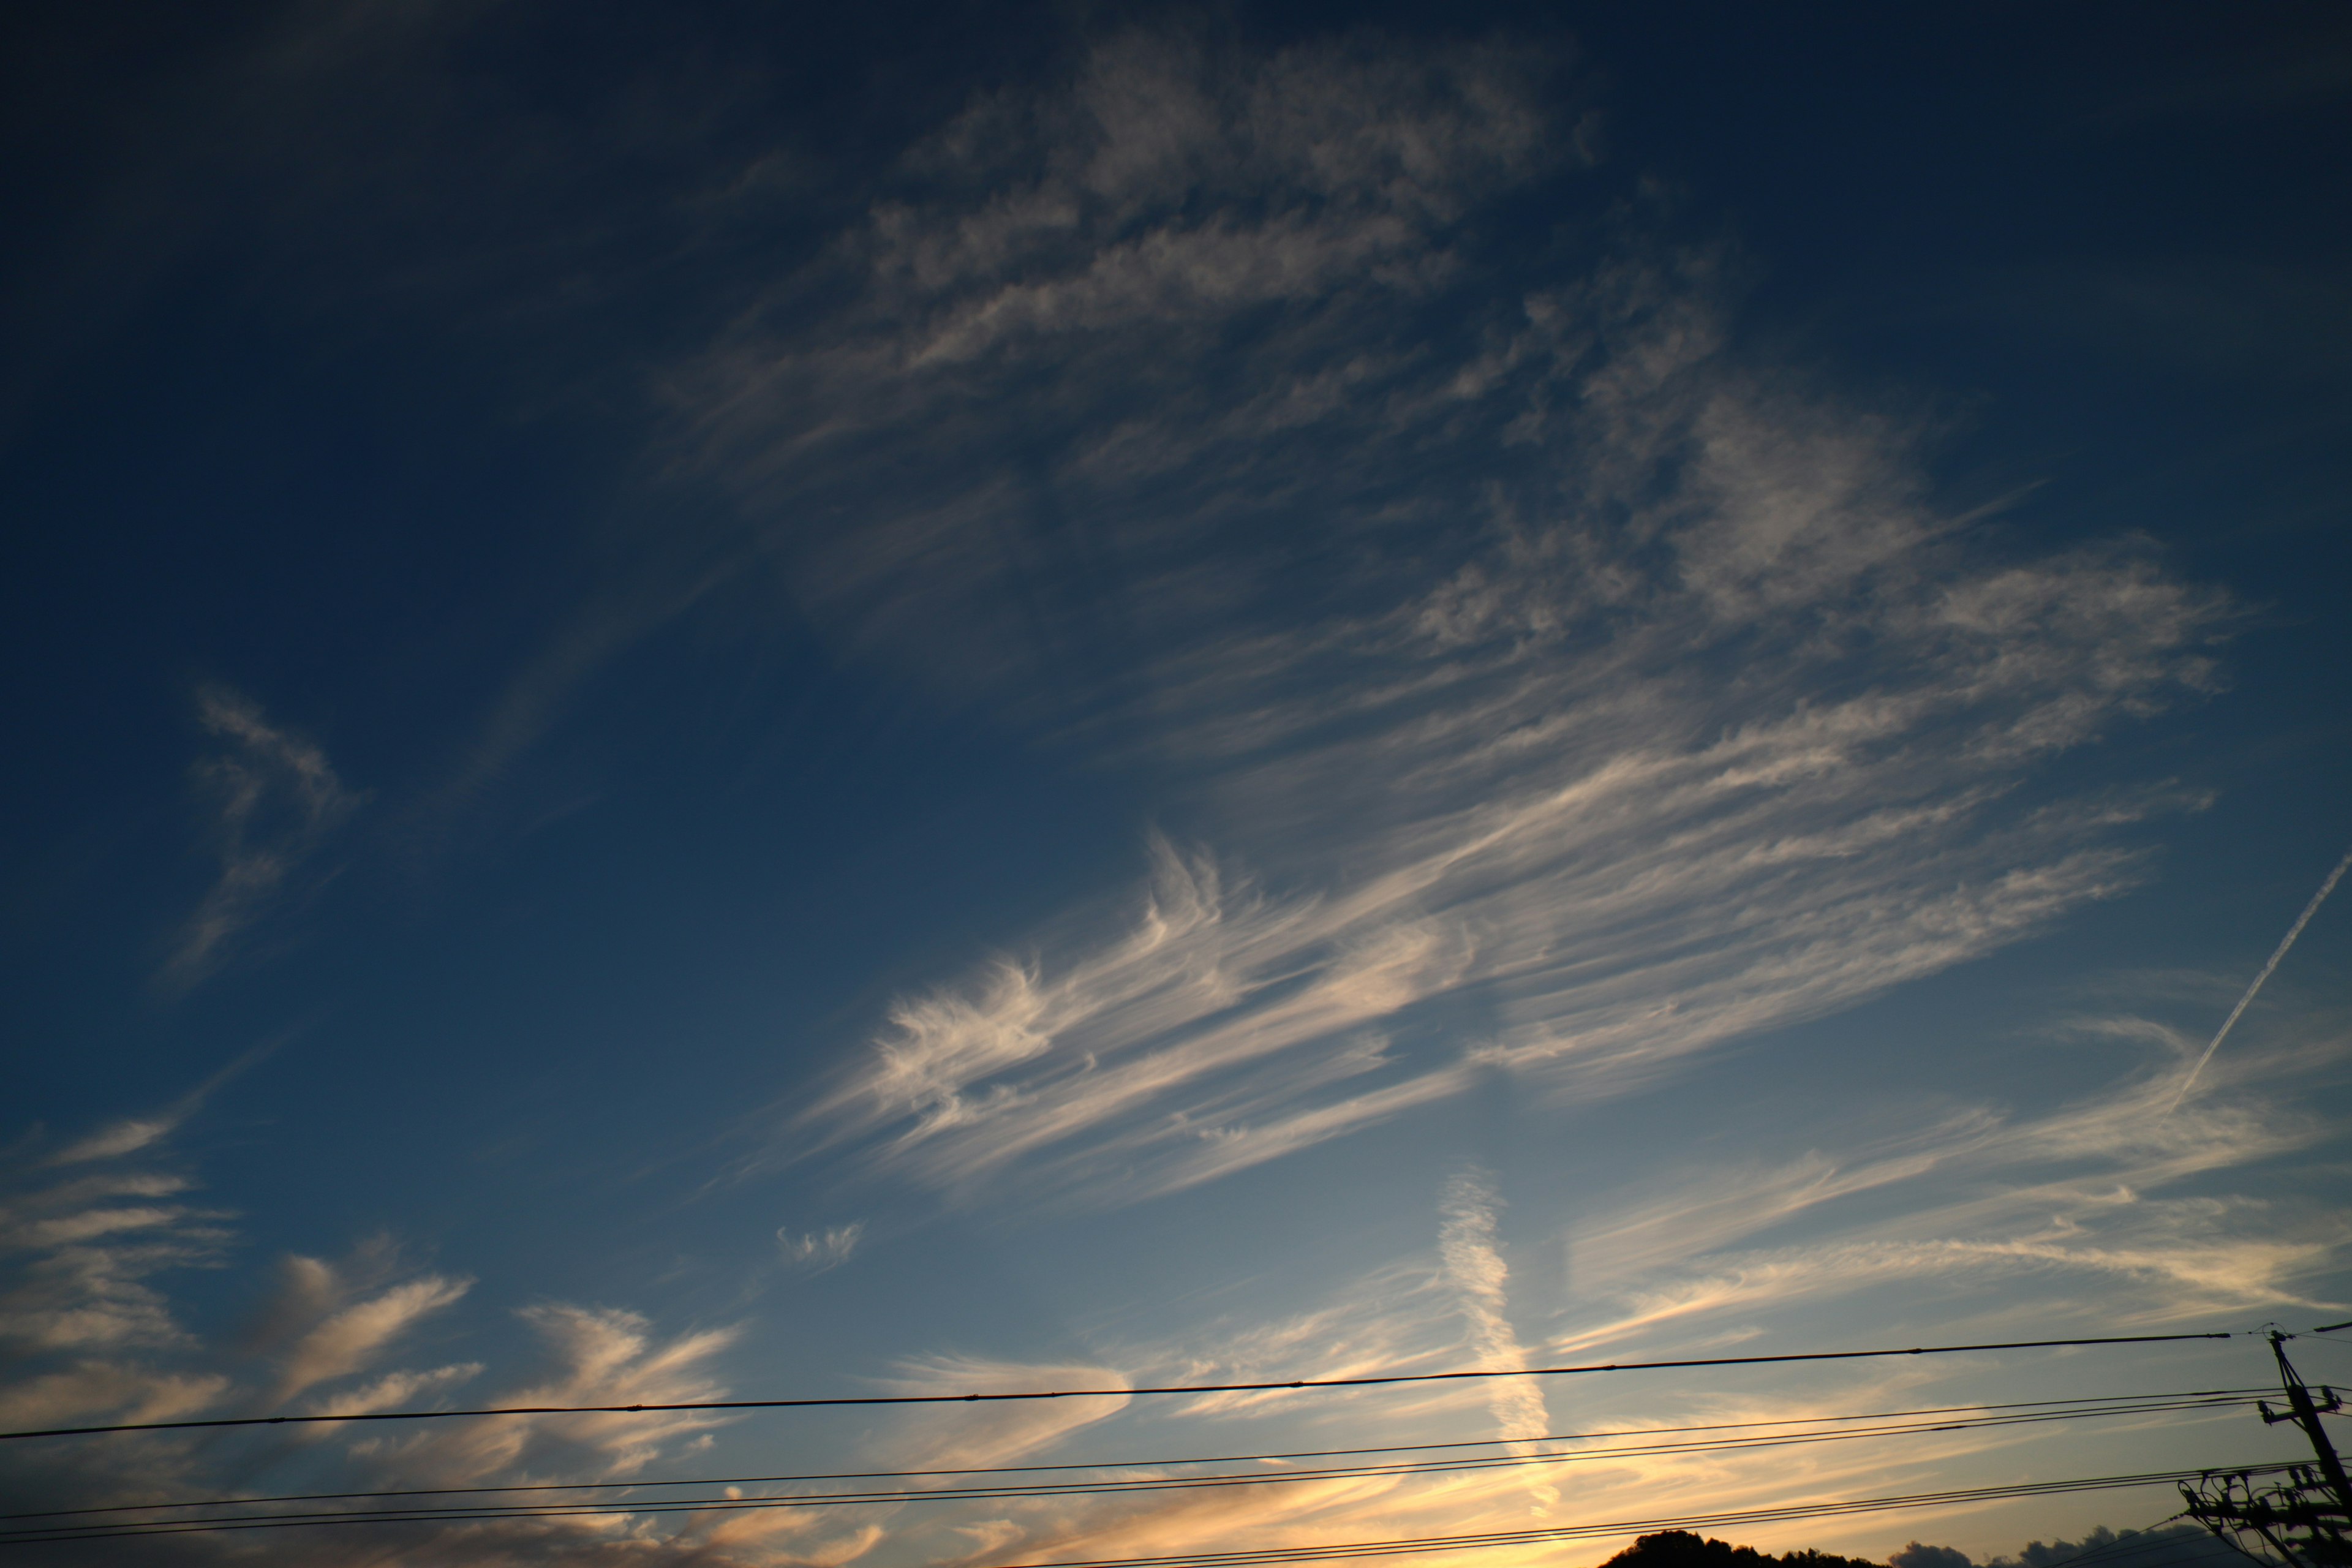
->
0, 1164, 227, 1357
869, 1354, 1133, 1472
46, 1030, 303, 1170
0, 1123, 766, 1565
778, 1221, 865, 1272
7, 1010, 2337, 1567
1552, 1018, 2346, 1359
162, 687, 363, 989
269, 1264, 473, 1403
682, 34, 2233, 1210
2165, 842, 2352, 1112
1439, 1169, 1558, 1511
859, 1016, 2343, 1568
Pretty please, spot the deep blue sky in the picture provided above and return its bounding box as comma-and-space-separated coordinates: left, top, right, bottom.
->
2, 6, 2348, 1566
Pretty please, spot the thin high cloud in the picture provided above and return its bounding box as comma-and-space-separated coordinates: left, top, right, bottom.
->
1551, 1014, 2347, 1359
690, 995, 2340, 1568
779, 1221, 866, 1273
0, 1123, 756, 1566
4, 1048, 2326, 1566
43, 1027, 301, 1169
2165, 842, 2352, 1112
695, 33, 2233, 1208
779, 1092, 2315, 1568
1440, 1170, 1558, 1511
257, 1250, 473, 1404
161, 687, 363, 989
897, 1039, 2340, 1568
867, 1353, 1134, 1472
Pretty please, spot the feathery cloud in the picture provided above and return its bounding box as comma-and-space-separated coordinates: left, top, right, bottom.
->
268, 1266, 472, 1404
1441, 1169, 1559, 1510
778, 1221, 865, 1273
725, 35, 2228, 1209
162, 687, 363, 989
0, 1117, 767, 1564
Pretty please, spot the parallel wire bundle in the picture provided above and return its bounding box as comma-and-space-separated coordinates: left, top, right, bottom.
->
0, 1330, 2235, 1443
985, 1471, 2289, 1568
0, 1387, 2271, 1548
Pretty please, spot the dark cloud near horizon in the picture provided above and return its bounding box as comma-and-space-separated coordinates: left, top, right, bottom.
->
1893, 1525, 2243, 1568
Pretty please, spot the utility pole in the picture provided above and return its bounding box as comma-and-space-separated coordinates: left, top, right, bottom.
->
2266, 1332, 2352, 1514
2182, 1330, 2351, 1567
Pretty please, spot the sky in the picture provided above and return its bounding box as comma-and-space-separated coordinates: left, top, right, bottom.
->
2, 2, 2350, 1565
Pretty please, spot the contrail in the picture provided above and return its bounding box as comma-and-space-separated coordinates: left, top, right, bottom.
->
1439, 1169, 1558, 1513
2166, 842, 2352, 1114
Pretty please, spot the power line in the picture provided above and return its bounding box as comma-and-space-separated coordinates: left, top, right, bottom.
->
971, 1469, 2299, 1568
0, 1330, 2236, 1444
11, 1386, 2261, 1525
12, 1466, 2263, 1555
17, 1400, 2250, 1526
1932, 1509, 2292, 1568
1, 1392, 2269, 1543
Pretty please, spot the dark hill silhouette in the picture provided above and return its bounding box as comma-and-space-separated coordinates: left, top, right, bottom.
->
1600, 1531, 1883, 1568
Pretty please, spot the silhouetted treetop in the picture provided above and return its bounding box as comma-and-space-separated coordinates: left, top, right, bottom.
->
1600, 1530, 1884, 1568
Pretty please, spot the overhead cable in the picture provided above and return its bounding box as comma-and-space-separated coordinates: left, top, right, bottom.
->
973, 1468, 2295, 1568
0, 1329, 2236, 1444
9, 1385, 2260, 1524
1, 1463, 2290, 1550
0, 1393, 2267, 1543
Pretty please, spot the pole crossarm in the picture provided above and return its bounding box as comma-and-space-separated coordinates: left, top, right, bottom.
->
2182, 1335, 2352, 1568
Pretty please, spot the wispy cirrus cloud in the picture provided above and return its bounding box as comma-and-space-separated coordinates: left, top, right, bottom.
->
7, 1033, 2328, 1567
162, 687, 363, 990
900, 1028, 2338, 1566
0, 1118, 762, 1565
43, 1027, 300, 1171
796, 1088, 2320, 1568
0, 1163, 228, 1359
682, 32, 2233, 1210
867, 1353, 1133, 1472
778, 1221, 865, 1273
1441, 1169, 1557, 1511
1551, 1008, 2349, 1360
259, 1252, 473, 1404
